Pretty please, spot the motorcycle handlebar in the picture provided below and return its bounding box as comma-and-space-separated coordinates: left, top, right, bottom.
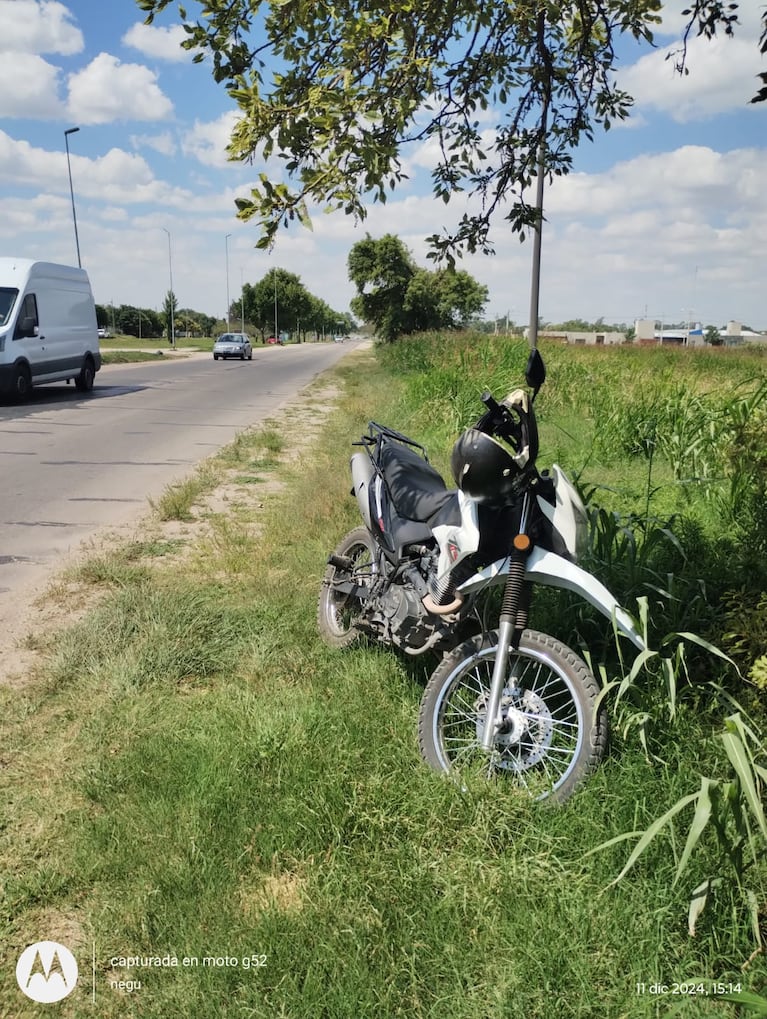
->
478, 391, 520, 441
477, 389, 538, 469
480, 390, 502, 414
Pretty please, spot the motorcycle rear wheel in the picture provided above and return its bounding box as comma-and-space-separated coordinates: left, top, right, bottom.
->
418, 629, 607, 803
317, 527, 377, 648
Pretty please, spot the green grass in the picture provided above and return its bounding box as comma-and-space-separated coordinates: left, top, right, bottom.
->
0, 339, 764, 1017
100, 335, 215, 351
100, 350, 173, 364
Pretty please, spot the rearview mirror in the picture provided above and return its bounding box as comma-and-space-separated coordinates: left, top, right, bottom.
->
525, 347, 546, 396
18, 316, 38, 339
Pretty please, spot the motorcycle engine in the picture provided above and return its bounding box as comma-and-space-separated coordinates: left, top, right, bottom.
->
369, 550, 452, 654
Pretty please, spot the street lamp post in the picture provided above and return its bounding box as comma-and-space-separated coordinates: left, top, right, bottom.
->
64, 127, 82, 268
273, 271, 278, 340
240, 267, 245, 333
225, 234, 232, 332
162, 227, 175, 348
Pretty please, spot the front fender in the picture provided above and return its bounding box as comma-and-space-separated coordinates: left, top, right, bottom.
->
458, 547, 645, 650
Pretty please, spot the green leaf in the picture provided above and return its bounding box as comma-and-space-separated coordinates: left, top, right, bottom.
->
625, 647, 657, 685
675, 777, 713, 886
746, 889, 763, 949
606, 793, 698, 885
721, 730, 767, 839
675, 631, 739, 670
687, 876, 721, 936
584, 830, 644, 857
718, 990, 767, 1014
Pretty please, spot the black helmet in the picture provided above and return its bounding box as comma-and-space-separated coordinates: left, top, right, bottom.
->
450, 428, 523, 504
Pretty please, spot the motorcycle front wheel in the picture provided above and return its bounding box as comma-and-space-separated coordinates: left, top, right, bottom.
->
418, 629, 607, 803
317, 526, 377, 648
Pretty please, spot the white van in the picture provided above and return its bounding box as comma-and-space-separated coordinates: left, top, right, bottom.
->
0, 258, 101, 399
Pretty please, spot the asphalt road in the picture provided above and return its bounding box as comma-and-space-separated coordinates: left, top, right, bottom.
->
0, 340, 358, 611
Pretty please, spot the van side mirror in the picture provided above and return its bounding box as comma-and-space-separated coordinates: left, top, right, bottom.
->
18, 316, 38, 338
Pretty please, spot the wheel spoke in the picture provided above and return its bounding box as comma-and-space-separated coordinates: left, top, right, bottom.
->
318, 530, 379, 647
423, 634, 602, 802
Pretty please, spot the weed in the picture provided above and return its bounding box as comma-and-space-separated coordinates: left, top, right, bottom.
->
150, 462, 221, 520
3, 336, 767, 1015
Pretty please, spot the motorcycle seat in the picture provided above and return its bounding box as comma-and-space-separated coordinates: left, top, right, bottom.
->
379, 439, 456, 522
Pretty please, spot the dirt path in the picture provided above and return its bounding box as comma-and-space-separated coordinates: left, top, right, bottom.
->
0, 369, 348, 689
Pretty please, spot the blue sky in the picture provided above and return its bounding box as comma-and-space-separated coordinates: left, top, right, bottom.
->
0, 0, 764, 330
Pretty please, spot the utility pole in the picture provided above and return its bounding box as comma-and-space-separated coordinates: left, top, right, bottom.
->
273, 272, 278, 339
162, 227, 175, 348
225, 234, 232, 331
64, 127, 82, 268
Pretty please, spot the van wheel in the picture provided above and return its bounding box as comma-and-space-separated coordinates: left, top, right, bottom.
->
75, 357, 95, 393
11, 363, 32, 401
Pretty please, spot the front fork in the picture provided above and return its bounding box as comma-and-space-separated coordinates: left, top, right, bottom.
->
480, 494, 533, 752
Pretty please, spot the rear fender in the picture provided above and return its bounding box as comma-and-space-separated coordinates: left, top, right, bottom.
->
350, 452, 375, 530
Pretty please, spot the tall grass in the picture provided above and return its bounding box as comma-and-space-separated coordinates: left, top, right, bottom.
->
381, 332, 767, 972
0, 339, 765, 1017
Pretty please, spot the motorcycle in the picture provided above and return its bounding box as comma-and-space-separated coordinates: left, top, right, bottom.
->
318, 347, 644, 802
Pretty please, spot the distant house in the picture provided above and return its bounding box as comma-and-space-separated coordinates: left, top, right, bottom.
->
725, 321, 767, 345
635, 318, 767, 347
532, 330, 627, 345
529, 319, 767, 348
564, 330, 626, 346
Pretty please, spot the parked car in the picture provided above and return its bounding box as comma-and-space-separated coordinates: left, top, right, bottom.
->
266, 335, 283, 345
97, 327, 110, 339
213, 333, 253, 360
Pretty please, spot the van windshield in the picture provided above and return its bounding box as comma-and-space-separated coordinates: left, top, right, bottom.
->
0, 288, 18, 327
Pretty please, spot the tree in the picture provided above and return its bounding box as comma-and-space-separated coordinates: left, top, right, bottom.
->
175, 312, 196, 338
239, 267, 341, 342
95, 303, 110, 331
704, 324, 723, 346
138, 0, 766, 261
163, 290, 178, 345
243, 269, 299, 339
348, 234, 487, 340
401, 270, 442, 335
348, 235, 415, 342
431, 268, 488, 328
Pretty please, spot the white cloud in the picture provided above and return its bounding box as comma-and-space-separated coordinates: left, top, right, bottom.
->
619, 34, 764, 122
100, 206, 131, 223
0, 130, 194, 207
82, 148, 197, 208
298, 142, 767, 326
122, 22, 194, 63
0, 130, 64, 189
656, 5, 764, 39
130, 132, 177, 157
181, 112, 239, 167
67, 53, 174, 125
544, 146, 766, 223
0, 54, 64, 118
0, 0, 82, 55
0, 191, 72, 236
